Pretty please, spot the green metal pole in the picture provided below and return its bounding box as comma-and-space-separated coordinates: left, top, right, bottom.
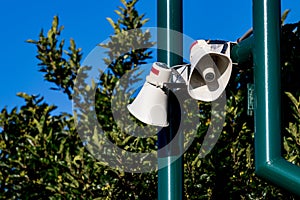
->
157, 0, 183, 199
253, 0, 300, 196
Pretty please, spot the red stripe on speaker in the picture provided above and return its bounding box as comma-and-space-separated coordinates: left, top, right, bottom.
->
190, 40, 198, 51
151, 67, 160, 75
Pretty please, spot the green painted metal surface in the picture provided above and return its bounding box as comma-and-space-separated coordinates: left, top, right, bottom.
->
157, 0, 183, 199
155, 0, 300, 197
253, 0, 300, 196
230, 36, 254, 64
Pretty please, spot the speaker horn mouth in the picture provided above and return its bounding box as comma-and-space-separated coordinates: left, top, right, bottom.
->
187, 40, 233, 101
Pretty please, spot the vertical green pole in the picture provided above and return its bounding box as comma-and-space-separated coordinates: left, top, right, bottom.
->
253, 0, 300, 196
253, 0, 282, 166
157, 0, 183, 199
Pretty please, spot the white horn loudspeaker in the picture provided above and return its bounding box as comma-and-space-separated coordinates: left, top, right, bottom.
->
127, 62, 171, 127
188, 40, 232, 102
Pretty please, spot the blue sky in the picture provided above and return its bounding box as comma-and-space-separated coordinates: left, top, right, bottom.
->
0, 0, 299, 114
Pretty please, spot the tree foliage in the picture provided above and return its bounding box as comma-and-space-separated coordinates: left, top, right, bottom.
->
27, 16, 82, 100
1, 0, 300, 199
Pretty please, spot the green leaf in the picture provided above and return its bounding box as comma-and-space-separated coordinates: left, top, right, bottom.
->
286, 92, 299, 108
288, 155, 298, 163
52, 16, 59, 32
281, 9, 290, 24
106, 17, 116, 29
46, 186, 57, 192
17, 92, 31, 100
26, 39, 37, 44
114, 10, 124, 18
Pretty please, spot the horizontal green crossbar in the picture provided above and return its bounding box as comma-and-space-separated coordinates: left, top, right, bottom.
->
231, 36, 254, 64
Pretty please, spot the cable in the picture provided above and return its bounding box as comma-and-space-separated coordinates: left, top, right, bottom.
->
237, 28, 253, 43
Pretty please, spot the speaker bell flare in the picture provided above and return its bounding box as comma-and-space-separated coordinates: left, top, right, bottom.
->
127, 62, 171, 127
188, 40, 232, 102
